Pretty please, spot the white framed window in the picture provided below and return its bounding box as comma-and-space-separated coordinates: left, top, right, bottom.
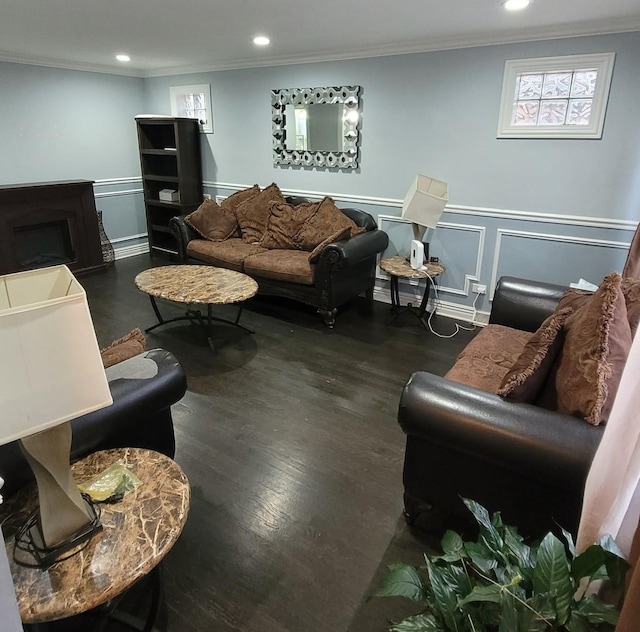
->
169, 84, 213, 133
497, 53, 615, 139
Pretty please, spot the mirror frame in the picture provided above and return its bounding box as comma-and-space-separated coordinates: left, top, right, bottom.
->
271, 86, 361, 169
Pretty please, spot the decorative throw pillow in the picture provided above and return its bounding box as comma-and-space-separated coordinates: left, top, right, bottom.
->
219, 184, 260, 214
555, 272, 632, 425
235, 183, 286, 244
622, 277, 640, 337
307, 227, 353, 262
184, 199, 238, 242
100, 328, 146, 369
497, 307, 573, 403
293, 197, 364, 252
259, 201, 319, 250
557, 288, 593, 314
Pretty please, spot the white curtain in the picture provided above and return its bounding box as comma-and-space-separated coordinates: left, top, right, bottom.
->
576, 330, 640, 629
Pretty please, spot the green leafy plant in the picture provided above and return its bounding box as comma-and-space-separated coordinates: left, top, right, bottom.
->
376, 499, 629, 631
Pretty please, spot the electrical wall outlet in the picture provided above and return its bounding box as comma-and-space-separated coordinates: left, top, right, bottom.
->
472, 283, 487, 294
203, 193, 212, 200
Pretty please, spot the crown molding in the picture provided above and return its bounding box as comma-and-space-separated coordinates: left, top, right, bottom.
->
143, 22, 640, 77
1, 22, 638, 78
0, 50, 145, 77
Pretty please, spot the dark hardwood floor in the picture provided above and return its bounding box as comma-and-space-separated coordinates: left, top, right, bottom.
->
78, 255, 478, 632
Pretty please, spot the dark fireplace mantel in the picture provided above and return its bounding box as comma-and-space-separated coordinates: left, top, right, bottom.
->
0, 180, 107, 276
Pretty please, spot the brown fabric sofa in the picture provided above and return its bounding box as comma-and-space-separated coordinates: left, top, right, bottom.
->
399, 272, 640, 538
170, 184, 388, 327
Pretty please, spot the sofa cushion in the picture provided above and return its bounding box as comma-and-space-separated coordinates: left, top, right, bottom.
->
456, 324, 533, 370
259, 201, 318, 250
100, 328, 147, 369
184, 199, 238, 241
235, 183, 286, 245
187, 238, 266, 272
555, 272, 632, 425
445, 356, 511, 394
243, 250, 316, 286
294, 197, 364, 252
497, 307, 573, 403
219, 184, 260, 213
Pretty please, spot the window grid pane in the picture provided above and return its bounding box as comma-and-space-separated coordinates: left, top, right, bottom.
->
512, 68, 598, 128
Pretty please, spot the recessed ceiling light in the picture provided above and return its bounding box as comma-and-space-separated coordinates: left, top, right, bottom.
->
116, 54, 131, 62
253, 35, 270, 47
503, 0, 530, 10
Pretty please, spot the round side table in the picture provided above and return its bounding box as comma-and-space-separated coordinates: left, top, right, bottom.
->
379, 255, 445, 330
1, 448, 190, 630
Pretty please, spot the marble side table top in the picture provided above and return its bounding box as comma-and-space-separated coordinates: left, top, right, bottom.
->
379, 255, 445, 280
135, 265, 258, 305
1, 448, 190, 624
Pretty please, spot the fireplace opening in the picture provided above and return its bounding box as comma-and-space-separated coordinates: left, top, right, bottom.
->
13, 220, 76, 271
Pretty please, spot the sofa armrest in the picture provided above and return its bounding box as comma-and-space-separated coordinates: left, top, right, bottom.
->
489, 276, 568, 332
317, 229, 389, 269
398, 372, 602, 493
170, 216, 199, 262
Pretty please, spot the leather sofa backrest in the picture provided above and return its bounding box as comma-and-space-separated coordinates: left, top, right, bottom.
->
340, 207, 377, 231
284, 196, 377, 232
490, 276, 567, 333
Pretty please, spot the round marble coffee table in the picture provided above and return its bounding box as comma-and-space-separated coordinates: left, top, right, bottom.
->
379, 255, 445, 330
2, 448, 190, 627
135, 265, 259, 353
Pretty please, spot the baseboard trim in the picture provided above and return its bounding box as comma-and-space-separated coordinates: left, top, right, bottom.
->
373, 286, 488, 326
114, 242, 149, 260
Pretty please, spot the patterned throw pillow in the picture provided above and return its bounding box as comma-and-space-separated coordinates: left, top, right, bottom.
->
184, 199, 238, 242
100, 328, 146, 369
235, 183, 286, 244
259, 201, 319, 250
497, 307, 573, 403
554, 272, 632, 425
621, 277, 640, 337
219, 185, 260, 213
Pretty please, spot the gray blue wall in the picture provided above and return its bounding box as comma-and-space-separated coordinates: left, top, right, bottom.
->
0, 62, 148, 254
2, 31, 639, 319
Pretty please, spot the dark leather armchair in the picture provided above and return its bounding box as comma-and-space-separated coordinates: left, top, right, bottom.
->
0, 349, 186, 499
398, 277, 604, 538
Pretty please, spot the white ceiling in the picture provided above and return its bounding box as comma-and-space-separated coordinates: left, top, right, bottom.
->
2, 0, 640, 77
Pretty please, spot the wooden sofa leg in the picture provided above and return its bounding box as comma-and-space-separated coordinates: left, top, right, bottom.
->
318, 308, 337, 328
403, 491, 447, 533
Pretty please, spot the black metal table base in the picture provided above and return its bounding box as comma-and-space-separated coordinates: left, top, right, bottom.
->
145, 296, 254, 353
386, 275, 435, 331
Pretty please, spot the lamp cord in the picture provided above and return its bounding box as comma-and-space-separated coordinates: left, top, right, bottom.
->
421, 272, 480, 339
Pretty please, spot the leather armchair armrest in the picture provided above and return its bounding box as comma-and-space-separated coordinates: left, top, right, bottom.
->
170, 216, 199, 262
317, 229, 389, 269
398, 372, 602, 493
489, 276, 568, 332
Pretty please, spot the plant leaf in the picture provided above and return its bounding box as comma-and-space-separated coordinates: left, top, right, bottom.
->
441, 530, 465, 557
465, 541, 498, 575
504, 524, 534, 570
458, 584, 501, 606
560, 526, 577, 559
532, 532, 573, 625
597, 535, 630, 588
564, 612, 591, 632
574, 594, 620, 624
571, 544, 605, 583
462, 498, 505, 558
390, 613, 442, 632
376, 564, 426, 602
425, 558, 460, 630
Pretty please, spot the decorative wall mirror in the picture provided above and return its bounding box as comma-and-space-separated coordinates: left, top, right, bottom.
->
271, 86, 361, 169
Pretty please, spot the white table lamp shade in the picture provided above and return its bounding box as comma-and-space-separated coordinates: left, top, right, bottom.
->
0, 265, 112, 446
401, 174, 448, 229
